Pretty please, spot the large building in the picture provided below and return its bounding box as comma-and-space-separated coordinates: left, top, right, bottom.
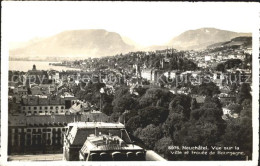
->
21, 93, 76, 116
8, 114, 75, 154
63, 122, 146, 161
8, 112, 109, 154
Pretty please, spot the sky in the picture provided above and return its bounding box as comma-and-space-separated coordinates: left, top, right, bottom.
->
2, 1, 259, 47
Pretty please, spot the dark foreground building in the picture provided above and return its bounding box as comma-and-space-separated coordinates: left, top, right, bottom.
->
63, 122, 146, 161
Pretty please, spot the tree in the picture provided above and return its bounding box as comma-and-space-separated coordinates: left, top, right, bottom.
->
134, 124, 163, 150
227, 103, 242, 115
196, 82, 220, 97
216, 63, 225, 72
126, 116, 142, 133
168, 94, 192, 119
138, 106, 169, 127
112, 93, 137, 114
204, 96, 222, 110
191, 98, 198, 110
113, 86, 129, 99
154, 137, 173, 159
101, 103, 113, 116
219, 110, 252, 160
110, 112, 120, 122
236, 83, 251, 104
139, 88, 174, 109
134, 86, 148, 96
240, 99, 252, 118
163, 112, 184, 137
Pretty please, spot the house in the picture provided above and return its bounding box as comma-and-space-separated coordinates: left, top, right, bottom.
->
15, 85, 28, 96
219, 93, 236, 106
205, 55, 211, 61
31, 85, 51, 95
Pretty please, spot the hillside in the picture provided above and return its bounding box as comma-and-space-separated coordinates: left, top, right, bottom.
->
167, 28, 251, 50
9, 29, 135, 60
207, 36, 252, 49
9, 28, 252, 60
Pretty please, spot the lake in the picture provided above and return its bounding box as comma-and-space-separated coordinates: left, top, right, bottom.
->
9, 61, 81, 72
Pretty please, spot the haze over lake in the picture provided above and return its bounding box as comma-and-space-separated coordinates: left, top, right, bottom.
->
9, 61, 80, 72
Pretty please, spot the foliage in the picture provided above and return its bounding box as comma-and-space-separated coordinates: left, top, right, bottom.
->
139, 88, 174, 109
236, 83, 251, 104
216, 59, 242, 71
134, 124, 163, 150
154, 137, 173, 159
138, 106, 169, 127
192, 82, 220, 97
227, 103, 242, 115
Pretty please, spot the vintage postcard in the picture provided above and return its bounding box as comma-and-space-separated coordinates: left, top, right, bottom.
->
1, 1, 259, 166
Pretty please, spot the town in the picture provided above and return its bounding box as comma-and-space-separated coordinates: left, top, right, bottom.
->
8, 36, 252, 161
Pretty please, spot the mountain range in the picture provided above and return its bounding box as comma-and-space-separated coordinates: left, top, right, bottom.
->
9, 28, 251, 60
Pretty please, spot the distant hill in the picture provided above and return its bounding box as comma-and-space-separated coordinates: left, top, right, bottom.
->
9, 28, 252, 60
167, 28, 251, 51
207, 36, 252, 49
9, 29, 135, 60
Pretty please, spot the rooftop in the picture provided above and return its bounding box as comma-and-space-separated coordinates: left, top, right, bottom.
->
66, 122, 126, 146
67, 122, 125, 129
81, 135, 143, 152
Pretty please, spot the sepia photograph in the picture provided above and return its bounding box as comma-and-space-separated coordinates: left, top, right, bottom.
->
1, 1, 259, 165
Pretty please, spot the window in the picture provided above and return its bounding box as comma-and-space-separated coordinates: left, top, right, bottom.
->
61, 106, 64, 109
28, 111, 31, 114
55, 106, 59, 109
34, 107, 37, 110
34, 111, 37, 114
28, 107, 31, 110
27, 134, 31, 138
45, 111, 48, 113
56, 111, 58, 113
39, 111, 42, 113
39, 107, 42, 110
45, 107, 48, 110
23, 107, 25, 110
50, 107, 53, 110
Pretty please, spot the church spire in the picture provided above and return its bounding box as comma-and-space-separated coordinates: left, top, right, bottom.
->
32, 64, 36, 70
